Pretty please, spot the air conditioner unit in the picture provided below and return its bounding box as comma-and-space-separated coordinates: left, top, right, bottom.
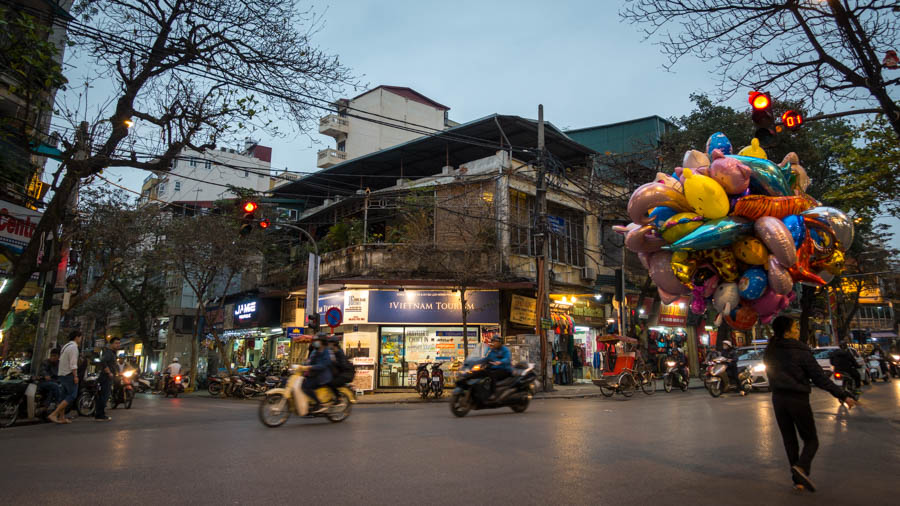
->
581, 267, 596, 281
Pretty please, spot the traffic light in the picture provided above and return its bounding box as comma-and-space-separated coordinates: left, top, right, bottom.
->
240, 201, 257, 235
781, 110, 804, 130
259, 218, 270, 229
748, 91, 777, 147
306, 313, 320, 332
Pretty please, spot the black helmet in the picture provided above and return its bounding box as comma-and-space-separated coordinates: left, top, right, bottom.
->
327, 335, 341, 344
490, 335, 503, 344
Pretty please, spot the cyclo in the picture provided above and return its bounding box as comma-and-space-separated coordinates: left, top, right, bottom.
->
591, 335, 655, 398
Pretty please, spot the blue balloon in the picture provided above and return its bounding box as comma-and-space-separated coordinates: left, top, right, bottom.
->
782, 215, 805, 248
663, 216, 753, 251
739, 267, 768, 300
728, 155, 792, 196
649, 206, 677, 229
706, 132, 732, 158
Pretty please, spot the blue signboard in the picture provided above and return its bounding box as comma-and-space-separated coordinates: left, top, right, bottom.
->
547, 215, 566, 234
316, 292, 344, 325
367, 290, 499, 324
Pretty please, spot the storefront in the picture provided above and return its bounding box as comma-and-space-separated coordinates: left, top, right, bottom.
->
311, 289, 500, 390
202, 296, 283, 374
549, 294, 609, 384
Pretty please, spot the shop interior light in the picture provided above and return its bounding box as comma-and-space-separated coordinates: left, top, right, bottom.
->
571, 296, 577, 303
639, 309, 645, 314
678, 302, 685, 309
594, 294, 602, 300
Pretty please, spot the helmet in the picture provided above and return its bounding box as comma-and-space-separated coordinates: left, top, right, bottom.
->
722, 340, 733, 348
173, 357, 180, 363
327, 335, 341, 344
490, 335, 503, 344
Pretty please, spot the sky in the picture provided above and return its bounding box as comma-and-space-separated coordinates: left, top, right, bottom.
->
53, 0, 899, 248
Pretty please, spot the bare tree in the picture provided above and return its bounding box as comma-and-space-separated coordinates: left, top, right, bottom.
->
621, 1, 900, 136
0, 0, 355, 323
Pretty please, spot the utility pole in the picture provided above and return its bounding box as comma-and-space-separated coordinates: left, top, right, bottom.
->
533, 105, 552, 392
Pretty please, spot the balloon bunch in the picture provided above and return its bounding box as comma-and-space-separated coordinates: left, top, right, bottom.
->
618, 133, 854, 329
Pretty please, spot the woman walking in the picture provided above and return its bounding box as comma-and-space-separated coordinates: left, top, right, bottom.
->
763, 316, 856, 492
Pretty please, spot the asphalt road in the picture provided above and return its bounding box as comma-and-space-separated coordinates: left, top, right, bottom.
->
1, 381, 898, 506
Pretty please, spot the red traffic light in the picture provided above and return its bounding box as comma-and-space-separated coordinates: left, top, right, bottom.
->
781, 110, 804, 129
259, 219, 270, 229
749, 91, 770, 110
242, 201, 258, 213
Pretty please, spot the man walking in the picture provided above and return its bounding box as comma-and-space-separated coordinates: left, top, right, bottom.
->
95, 337, 120, 422
48, 331, 82, 424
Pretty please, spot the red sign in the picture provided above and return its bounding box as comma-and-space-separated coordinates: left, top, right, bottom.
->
657, 297, 689, 327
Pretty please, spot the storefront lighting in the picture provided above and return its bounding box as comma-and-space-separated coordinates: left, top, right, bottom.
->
150, 362, 157, 372
270, 327, 282, 334
639, 309, 645, 314
575, 326, 590, 332
571, 296, 577, 303
594, 294, 602, 300
678, 302, 685, 309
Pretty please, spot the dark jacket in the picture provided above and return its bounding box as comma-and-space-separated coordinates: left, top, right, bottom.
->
98, 348, 117, 378
306, 348, 333, 385
764, 339, 846, 400
38, 359, 58, 379
829, 348, 857, 372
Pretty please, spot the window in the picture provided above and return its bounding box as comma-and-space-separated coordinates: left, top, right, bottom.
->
509, 190, 533, 256
157, 182, 166, 194
189, 157, 198, 167
174, 181, 181, 192
546, 207, 585, 267
243, 171, 249, 177
204, 160, 211, 169
337, 140, 346, 152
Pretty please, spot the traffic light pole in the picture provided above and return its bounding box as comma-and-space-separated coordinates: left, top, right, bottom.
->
273, 223, 320, 332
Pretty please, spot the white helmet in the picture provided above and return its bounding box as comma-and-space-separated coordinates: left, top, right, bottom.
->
173, 357, 180, 363
722, 340, 733, 348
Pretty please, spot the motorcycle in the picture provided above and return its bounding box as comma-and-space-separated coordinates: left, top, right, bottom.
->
0, 374, 59, 427
415, 362, 432, 399
867, 356, 890, 383
258, 365, 354, 426
136, 373, 154, 393
430, 362, 445, 398
889, 353, 900, 378
76, 374, 100, 416
164, 373, 185, 398
704, 357, 752, 397
110, 370, 135, 409
663, 360, 689, 393
833, 370, 860, 400
449, 358, 537, 417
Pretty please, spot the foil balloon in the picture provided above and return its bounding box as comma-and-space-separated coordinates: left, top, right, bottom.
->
638, 252, 651, 270
682, 149, 710, 169
655, 172, 684, 193
738, 267, 768, 300
690, 287, 707, 315
712, 282, 739, 325
817, 270, 835, 285
660, 212, 705, 243
682, 168, 730, 219
708, 149, 751, 194
728, 154, 792, 196
782, 214, 805, 248
750, 289, 796, 325
698, 248, 740, 282
737, 137, 767, 159
706, 132, 732, 158
649, 251, 690, 295
628, 182, 692, 225
731, 194, 818, 220
625, 224, 668, 253
658, 287, 681, 305
802, 206, 854, 251
670, 251, 697, 287
765, 257, 794, 295
731, 236, 769, 265
779, 152, 810, 193
755, 216, 798, 268
788, 234, 827, 285
813, 249, 845, 276
649, 206, 678, 230
665, 216, 753, 251
725, 305, 758, 330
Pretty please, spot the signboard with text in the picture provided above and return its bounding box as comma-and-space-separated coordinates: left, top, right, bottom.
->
509, 294, 536, 326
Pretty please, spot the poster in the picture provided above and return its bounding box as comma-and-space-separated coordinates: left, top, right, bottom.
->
350, 368, 374, 392
658, 298, 689, 327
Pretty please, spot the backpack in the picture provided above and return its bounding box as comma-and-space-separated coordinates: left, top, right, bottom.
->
330, 349, 355, 383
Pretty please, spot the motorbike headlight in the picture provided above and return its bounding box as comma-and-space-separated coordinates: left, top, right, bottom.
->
752, 364, 766, 373
123, 370, 134, 378
472, 364, 484, 371
666, 361, 676, 367
892, 354, 900, 361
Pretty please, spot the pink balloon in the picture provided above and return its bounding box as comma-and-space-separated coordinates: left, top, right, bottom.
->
755, 216, 798, 267
627, 182, 692, 225
638, 252, 651, 269
750, 288, 796, 324
658, 287, 681, 305
701, 273, 720, 298
648, 251, 689, 295
708, 149, 751, 194
690, 287, 707, 315
765, 257, 794, 295
625, 224, 667, 253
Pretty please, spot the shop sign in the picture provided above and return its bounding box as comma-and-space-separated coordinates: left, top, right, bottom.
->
658, 298, 689, 327
0, 200, 41, 274
540, 318, 552, 329
231, 298, 281, 329
367, 290, 499, 324
344, 290, 368, 323
286, 327, 305, 339
510, 294, 536, 326
573, 304, 603, 318
316, 291, 344, 322
351, 357, 375, 366
234, 301, 257, 321
547, 215, 565, 234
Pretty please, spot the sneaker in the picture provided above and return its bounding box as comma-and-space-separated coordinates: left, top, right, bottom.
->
311, 404, 331, 414
791, 466, 816, 492
94, 416, 112, 422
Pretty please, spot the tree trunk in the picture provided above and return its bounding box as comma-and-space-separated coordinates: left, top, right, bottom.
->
460, 286, 468, 358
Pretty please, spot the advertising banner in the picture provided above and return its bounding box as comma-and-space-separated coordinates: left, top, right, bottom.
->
658, 298, 689, 327
366, 290, 499, 324
0, 199, 41, 277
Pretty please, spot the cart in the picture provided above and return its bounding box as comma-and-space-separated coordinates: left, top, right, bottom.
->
591, 335, 656, 397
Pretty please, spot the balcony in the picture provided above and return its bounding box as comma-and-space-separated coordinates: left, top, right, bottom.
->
317, 148, 347, 168
319, 114, 349, 137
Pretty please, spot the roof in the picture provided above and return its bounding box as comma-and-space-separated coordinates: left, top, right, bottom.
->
352, 86, 450, 111
565, 115, 677, 135
272, 114, 597, 206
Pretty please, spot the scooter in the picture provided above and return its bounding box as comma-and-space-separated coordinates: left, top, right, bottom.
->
258, 365, 355, 427
663, 360, 689, 393
889, 353, 900, 378
704, 357, 752, 397
867, 356, 890, 383
164, 373, 185, 398
415, 363, 432, 399
430, 362, 445, 398
110, 370, 135, 409
136, 373, 154, 393
76, 374, 100, 416
0, 374, 59, 427
449, 358, 537, 417
833, 370, 860, 400
207, 375, 226, 396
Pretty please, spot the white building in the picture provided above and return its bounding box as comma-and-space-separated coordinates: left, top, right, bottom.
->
140, 140, 273, 207
317, 85, 453, 168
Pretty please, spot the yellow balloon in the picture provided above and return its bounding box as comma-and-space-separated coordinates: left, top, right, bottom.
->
670, 250, 697, 287
683, 168, 729, 219
731, 236, 769, 265
660, 212, 704, 243
738, 138, 768, 160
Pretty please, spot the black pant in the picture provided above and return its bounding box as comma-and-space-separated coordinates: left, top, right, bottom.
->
772, 391, 818, 479
96, 374, 112, 418
301, 378, 323, 404
488, 369, 511, 393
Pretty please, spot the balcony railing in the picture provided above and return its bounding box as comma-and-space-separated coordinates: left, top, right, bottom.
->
318, 114, 349, 137
317, 148, 347, 168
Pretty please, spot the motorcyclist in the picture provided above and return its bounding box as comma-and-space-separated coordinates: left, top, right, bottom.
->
326, 335, 354, 397
830, 341, 861, 392
870, 345, 888, 376
163, 357, 181, 391
671, 347, 689, 384
37, 348, 62, 404
485, 335, 512, 399
301, 334, 333, 413
721, 341, 739, 387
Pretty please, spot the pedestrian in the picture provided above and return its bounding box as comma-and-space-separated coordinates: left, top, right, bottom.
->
95, 337, 120, 422
47, 331, 82, 424
763, 315, 856, 492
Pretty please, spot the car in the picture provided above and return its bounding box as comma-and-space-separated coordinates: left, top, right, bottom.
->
736, 346, 769, 390
813, 346, 869, 386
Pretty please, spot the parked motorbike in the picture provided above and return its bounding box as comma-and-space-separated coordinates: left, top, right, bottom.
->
704, 357, 752, 397
136, 373, 154, 393
450, 358, 537, 417
415, 363, 431, 399
258, 365, 354, 426
207, 375, 225, 396
430, 362, 445, 398
415, 362, 444, 399
0, 374, 59, 427
76, 374, 100, 416
110, 370, 135, 409
663, 360, 689, 393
